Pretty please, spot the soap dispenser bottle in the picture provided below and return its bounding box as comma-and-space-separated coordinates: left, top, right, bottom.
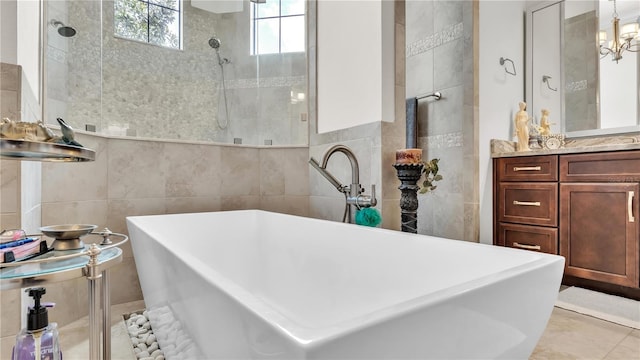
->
12, 287, 62, 360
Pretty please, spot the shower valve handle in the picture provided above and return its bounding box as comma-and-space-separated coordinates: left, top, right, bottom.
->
347, 184, 377, 208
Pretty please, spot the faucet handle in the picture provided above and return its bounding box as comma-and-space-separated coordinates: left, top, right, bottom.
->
369, 184, 377, 207
348, 184, 378, 208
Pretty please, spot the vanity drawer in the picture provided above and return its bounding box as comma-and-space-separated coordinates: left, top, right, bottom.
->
498, 183, 558, 226
560, 150, 640, 182
496, 155, 558, 182
498, 223, 558, 254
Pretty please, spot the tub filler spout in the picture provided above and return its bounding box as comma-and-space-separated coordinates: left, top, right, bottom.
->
309, 145, 377, 223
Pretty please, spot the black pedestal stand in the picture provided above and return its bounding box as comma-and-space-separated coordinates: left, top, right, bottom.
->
393, 163, 424, 233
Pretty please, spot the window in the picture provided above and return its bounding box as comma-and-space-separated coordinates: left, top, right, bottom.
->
250, 0, 305, 55
114, 0, 181, 49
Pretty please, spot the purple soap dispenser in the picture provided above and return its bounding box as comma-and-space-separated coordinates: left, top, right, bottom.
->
12, 287, 62, 360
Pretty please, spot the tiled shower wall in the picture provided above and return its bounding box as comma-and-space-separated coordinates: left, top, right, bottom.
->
48, 0, 307, 146
0, 132, 309, 351
405, 0, 478, 241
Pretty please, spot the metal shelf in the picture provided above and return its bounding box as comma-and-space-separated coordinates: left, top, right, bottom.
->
0, 138, 95, 162
1, 231, 128, 360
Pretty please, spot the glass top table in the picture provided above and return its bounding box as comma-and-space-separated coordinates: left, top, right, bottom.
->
0, 233, 126, 291
0, 246, 122, 286
0, 231, 128, 360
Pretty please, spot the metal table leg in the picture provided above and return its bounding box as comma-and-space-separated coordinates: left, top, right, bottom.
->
85, 244, 103, 360
102, 269, 111, 360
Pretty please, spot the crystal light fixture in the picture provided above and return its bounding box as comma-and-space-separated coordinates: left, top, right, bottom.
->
599, 0, 639, 63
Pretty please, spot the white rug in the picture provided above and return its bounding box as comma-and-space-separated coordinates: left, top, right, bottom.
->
555, 287, 640, 329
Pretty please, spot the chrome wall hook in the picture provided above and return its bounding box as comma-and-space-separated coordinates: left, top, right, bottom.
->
499, 57, 516, 76
542, 75, 558, 92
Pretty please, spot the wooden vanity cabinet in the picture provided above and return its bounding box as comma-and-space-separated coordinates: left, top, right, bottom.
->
494, 150, 640, 297
494, 156, 559, 254
559, 152, 639, 288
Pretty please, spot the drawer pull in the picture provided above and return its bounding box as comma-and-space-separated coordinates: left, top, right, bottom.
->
513, 242, 542, 251
513, 166, 542, 172
629, 191, 635, 223
513, 200, 541, 207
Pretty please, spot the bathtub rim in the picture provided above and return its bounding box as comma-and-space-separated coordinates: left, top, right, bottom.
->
126, 210, 565, 350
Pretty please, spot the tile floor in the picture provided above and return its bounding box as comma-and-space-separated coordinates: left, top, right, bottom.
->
2, 302, 639, 359
531, 307, 639, 360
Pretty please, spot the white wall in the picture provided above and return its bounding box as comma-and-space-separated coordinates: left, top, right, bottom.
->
16, 0, 40, 103
600, 51, 639, 128
316, 0, 394, 133
478, 0, 527, 244
598, 0, 639, 129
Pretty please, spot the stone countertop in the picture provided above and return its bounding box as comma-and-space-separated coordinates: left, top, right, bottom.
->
491, 134, 640, 158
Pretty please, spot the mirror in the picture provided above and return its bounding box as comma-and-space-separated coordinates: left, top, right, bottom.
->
44, 0, 310, 146
526, 0, 640, 137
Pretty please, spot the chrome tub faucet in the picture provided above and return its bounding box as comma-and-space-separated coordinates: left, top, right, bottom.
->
309, 145, 377, 223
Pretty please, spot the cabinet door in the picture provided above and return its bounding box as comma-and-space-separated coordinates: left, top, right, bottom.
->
560, 183, 639, 287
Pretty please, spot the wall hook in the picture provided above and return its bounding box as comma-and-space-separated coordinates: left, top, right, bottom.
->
542, 75, 557, 92
499, 57, 516, 76
500, 57, 516, 76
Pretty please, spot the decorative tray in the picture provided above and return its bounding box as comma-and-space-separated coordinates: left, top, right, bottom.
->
0, 139, 95, 162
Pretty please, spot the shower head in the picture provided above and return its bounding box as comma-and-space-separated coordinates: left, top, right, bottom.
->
50, 19, 76, 37
208, 37, 221, 49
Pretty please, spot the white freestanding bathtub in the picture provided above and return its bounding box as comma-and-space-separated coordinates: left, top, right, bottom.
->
127, 210, 564, 360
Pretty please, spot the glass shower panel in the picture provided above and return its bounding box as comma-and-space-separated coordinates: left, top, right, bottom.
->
46, 0, 102, 132
44, 0, 309, 146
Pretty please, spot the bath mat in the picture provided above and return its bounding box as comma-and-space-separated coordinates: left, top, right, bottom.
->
555, 287, 640, 329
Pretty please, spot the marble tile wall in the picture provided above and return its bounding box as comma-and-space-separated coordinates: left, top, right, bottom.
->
405, 0, 478, 241
1, 132, 309, 340
1, 63, 21, 121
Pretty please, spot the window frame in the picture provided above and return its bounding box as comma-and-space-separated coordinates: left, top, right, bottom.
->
114, 0, 183, 50
250, 0, 305, 55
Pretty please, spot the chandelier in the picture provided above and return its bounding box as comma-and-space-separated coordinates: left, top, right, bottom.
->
598, 0, 639, 63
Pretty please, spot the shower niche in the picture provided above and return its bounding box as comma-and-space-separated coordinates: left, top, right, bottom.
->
44, 0, 311, 146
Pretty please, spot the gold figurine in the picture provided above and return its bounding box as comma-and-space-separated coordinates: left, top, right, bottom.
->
514, 102, 530, 152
